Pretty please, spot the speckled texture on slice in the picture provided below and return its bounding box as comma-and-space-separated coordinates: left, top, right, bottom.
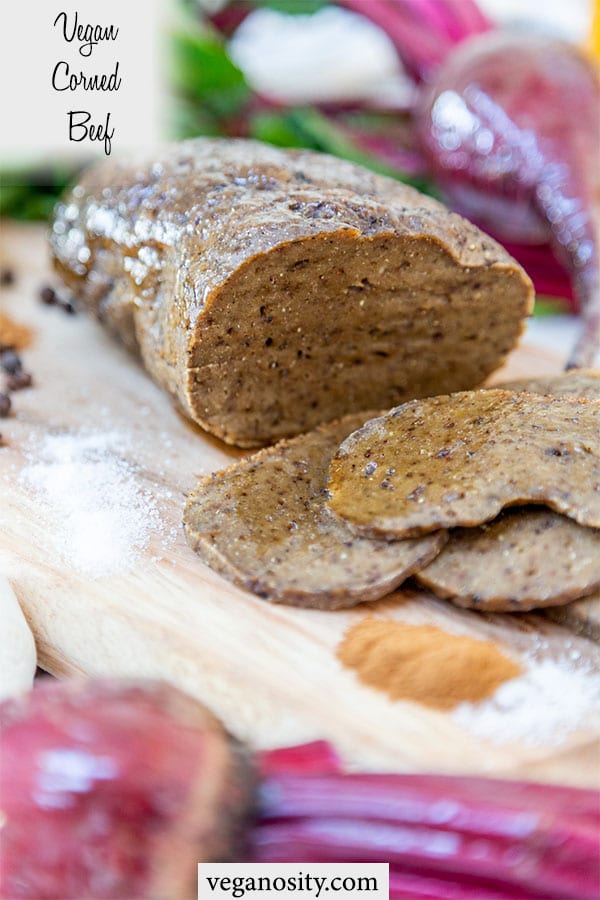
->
328, 390, 600, 538
545, 591, 600, 642
496, 369, 600, 400
416, 507, 600, 611
183, 414, 446, 609
414, 368, 600, 612
50, 138, 533, 447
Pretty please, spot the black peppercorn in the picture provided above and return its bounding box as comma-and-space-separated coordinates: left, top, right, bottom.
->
6, 371, 32, 391
39, 286, 57, 305
1, 349, 22, 375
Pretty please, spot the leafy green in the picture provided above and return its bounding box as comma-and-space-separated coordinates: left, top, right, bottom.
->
167, 99, 224, 140
285, 108, 401, 175
0, 166, 78, 221
251, 0, 328, 14
170, 29, 249, 114
249, 111, 321, 149
167, 3, 253, 144
533, 298, 569, 317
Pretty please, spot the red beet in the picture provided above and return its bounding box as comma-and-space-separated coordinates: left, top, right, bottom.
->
0, 679, 254, 899
339, 0, 491, 81
258, 741, 342, 777
250, 771, 600, 898
417, 33, 600, 367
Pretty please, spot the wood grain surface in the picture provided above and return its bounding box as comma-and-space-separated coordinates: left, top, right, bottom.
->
1, 222, 598, 787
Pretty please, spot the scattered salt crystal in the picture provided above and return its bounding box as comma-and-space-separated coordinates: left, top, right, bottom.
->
20, 430, 169, 579
453, 656, 600, 746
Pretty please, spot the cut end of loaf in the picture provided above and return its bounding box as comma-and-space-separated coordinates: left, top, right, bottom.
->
187, 231, 533, 447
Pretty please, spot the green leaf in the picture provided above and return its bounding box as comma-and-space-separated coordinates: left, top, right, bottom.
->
0, 183, 28, 213
0, 165, 77, 221
251, 0, 329, 14
170, 29, 249, 117
533, 298, 568, 317
249, 111, 319, 149
168, 97, 223, 140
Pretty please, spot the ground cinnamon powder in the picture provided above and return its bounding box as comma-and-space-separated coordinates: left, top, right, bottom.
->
0, 313, 33, 350
337, 619, 522, 710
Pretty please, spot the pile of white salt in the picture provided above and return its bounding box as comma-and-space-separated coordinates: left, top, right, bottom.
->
453, 641, 600, 746
20, 430, 171, 578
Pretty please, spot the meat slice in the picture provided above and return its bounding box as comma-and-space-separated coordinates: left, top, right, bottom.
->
0, 679, 254, 899
184, 413, 446, 608
51, 138, 533, 447
495, 369, 600, 400
546, 590, 600, 642
414, 367, 600, 611
416, 507, 600, 611
327, 390, 600, 538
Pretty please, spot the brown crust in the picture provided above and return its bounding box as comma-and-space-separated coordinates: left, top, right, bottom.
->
415, 507, 600, 611
51, 138, 533, 447
184, 413, 447, 609
328, 389, 600, 538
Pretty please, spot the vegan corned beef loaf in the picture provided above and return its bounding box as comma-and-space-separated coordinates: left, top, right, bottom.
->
51, 138, 533, 447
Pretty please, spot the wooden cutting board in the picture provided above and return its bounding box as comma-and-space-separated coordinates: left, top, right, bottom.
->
1, 221, 598, 788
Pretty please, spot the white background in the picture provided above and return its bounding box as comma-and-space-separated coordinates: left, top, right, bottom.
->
0, 0, 163, 166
